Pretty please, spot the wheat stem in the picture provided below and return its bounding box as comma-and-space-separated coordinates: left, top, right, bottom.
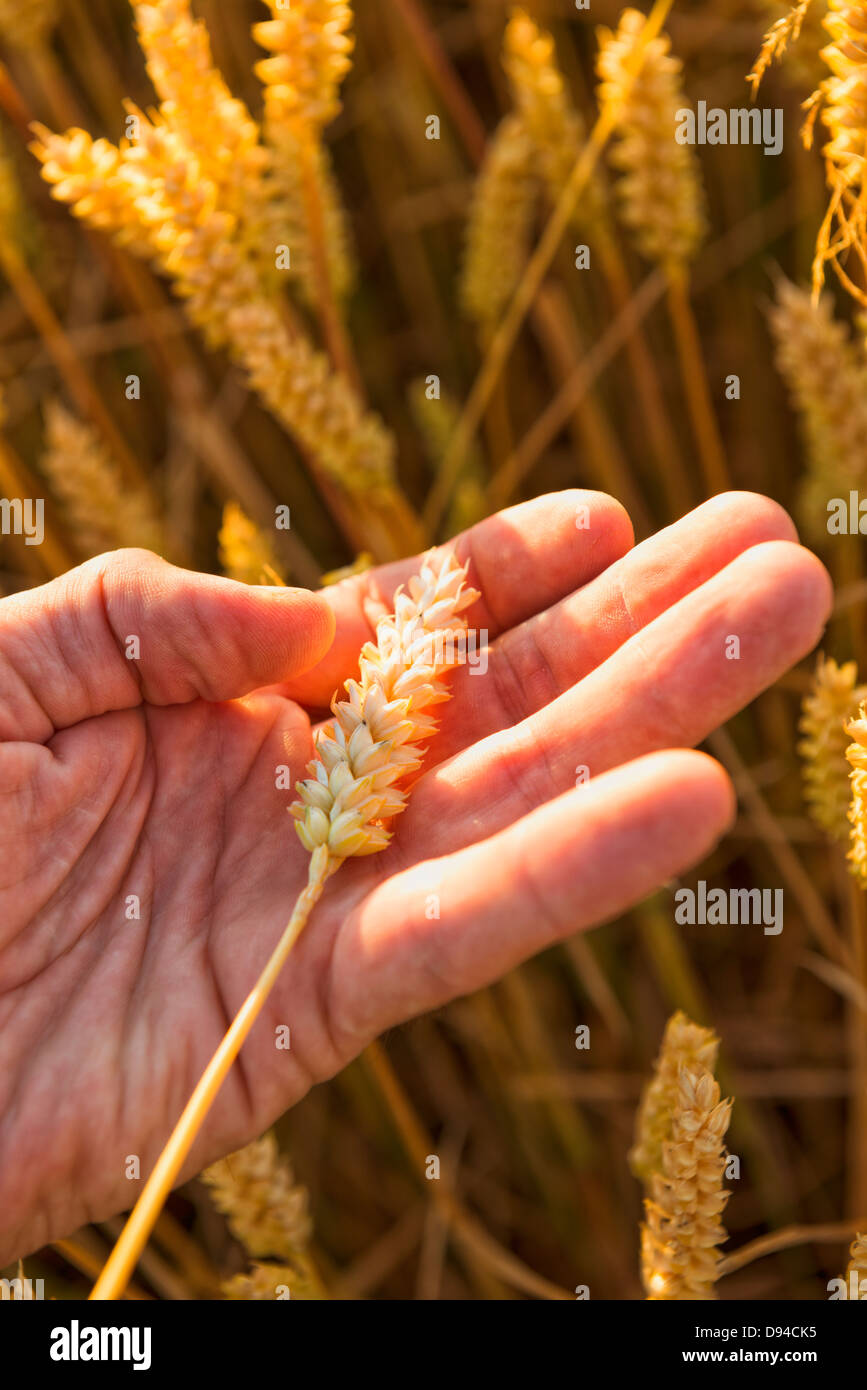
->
665, 266, 729, 495
90, 847, 332, 1300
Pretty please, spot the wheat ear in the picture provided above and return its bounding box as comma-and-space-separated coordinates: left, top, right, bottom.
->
749, 1, 821, 95
91, 549, 479, 1299
502, 7, 605, 229
595, 7, 706, 272
202, 1132, 325, 1298
841, 1231, 867, 1296
768, 275, 867, 536
845, 701, 867, 883
629, 1009, 720, 1184
40, 400, 163, 559
460, 113, 538, 333
799, 656, 867, 842
810, 1, 867, 302
640, 1064, 733, 1300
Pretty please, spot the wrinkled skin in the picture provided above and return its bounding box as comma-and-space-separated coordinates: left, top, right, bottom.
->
0, 490, 831, 1266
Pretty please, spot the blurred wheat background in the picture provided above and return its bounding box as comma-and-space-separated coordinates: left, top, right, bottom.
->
2, 0, 867, 1300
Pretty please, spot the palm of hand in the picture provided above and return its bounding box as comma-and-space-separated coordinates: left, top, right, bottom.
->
0, 491, 830, 1264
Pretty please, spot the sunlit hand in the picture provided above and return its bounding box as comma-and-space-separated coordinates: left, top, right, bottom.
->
0, 490, 831, 1264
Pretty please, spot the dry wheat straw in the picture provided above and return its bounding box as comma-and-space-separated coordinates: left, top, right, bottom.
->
811, 1, 867, 300
218, 502, 284, 586
502, 8, 605, 229
845, 701, 867, 882
640, 1065, 732, 1300
630, 1009, 720, 1184
768, 276, 867, 533
460, 114, 538, 332
41, 400, 163, 558
799, 655, 867, 841
91, 551, 480, 1299
841, 1231, 867, 1295
596, 8, 707, 270
0, 0, 57, 49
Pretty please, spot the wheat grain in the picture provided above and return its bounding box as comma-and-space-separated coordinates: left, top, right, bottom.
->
799, 655, 867, 841
40, 400, 163, 558
640, 1064, 732, 1300
502, 8, 605, 228
630, 1009, 720, 1184
596, 8, 707, 270
460, 114, 538, 333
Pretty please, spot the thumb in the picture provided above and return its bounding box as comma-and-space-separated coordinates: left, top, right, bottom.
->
0, 548, 336, 741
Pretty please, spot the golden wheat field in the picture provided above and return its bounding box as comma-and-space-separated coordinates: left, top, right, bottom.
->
2, 0, 867, 1318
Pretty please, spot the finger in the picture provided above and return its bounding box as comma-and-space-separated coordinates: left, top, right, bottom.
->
282, 489, 633, 708
427, 491, 800, 759
326, 750, 734, 1046
398, 539, 831, 857
0, 550, 335, 741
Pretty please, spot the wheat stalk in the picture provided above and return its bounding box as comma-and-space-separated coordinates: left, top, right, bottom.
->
630, 1009, 720, 1184
799, 655, 867, 842
90, 549, 480, 1299
640, 1064, 733, 1300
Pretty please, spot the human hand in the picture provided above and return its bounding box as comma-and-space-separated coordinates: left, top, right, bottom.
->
0, 489, 831, 1264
